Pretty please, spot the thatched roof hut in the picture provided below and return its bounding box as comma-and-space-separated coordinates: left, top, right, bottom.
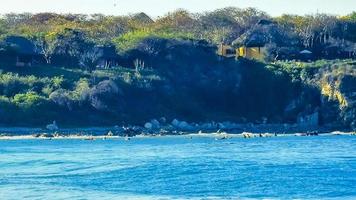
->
131, 12, 154, 24
300, 50, 312, 54
232, 19, 291, 48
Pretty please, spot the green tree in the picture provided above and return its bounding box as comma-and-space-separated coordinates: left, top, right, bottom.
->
32, 32, 59, 64
13, 92, 45, 108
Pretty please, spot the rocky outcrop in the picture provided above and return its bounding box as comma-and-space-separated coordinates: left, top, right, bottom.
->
46, 121, 59, 131
171, 119, 195, 131
319, 68, 356, 130
144, 119, 161, 130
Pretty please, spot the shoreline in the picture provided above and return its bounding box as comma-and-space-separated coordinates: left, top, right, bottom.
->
0, 122, 354, 141
0, 131, 355, 140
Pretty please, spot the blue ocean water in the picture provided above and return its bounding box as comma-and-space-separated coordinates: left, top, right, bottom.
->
0, 135, 355, 200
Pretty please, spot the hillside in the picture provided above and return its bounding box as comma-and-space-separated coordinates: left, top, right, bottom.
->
0, 39, 354, 130
0, 8, 355, 130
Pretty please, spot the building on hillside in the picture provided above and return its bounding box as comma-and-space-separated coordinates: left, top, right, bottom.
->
237, 46, 267, 61
217, 43, 267, 61
217, 43, 236, 58
218, 19, 295, 61
299, 50, 313, 61
231, 20, 275, 61
3, 36, 39, 67
217, 19, 275, 61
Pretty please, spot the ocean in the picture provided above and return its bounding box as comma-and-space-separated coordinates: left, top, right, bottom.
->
0, 135, 355, 199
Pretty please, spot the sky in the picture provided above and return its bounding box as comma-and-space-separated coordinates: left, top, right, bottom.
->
0, 0, 354, 17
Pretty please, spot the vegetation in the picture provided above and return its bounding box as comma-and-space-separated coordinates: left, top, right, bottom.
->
0, 8, 355, 61
0, 8, 354, 129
